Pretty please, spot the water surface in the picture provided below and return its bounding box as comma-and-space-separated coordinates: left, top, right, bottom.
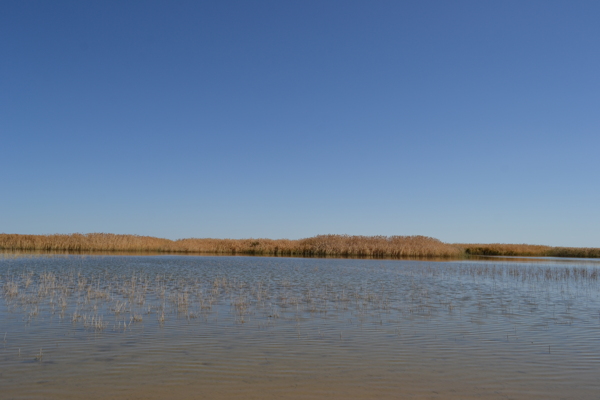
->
1, 255, 599, 399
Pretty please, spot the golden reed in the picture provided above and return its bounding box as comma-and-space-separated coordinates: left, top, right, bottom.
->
0, 233, 597, 258
0, 233, 459, 258
455, 243, 600, 258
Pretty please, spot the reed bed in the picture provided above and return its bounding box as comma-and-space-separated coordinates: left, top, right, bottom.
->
1, 233, 598, 259
456, 243, 600, 258
0, 233, 461, 258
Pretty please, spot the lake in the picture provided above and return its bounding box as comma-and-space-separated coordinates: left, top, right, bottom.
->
1, 254, 599, 399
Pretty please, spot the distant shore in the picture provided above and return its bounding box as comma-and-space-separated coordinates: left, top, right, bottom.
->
0, 233, 598, 259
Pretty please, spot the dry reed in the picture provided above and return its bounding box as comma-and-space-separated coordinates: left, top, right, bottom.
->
1, 233, 598, 259
456, 243, 600, 258
0, 233, 461, 258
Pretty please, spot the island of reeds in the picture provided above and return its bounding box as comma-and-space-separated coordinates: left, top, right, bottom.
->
0, 233, 599, 259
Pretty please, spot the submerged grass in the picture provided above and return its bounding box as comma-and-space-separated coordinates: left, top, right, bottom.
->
0, 233, 598, 259
2, 259, 598, 342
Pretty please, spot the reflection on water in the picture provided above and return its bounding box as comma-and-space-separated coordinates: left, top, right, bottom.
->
1, 255, 600, 399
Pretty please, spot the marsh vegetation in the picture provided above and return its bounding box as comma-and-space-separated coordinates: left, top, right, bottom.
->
2, 233, 599, 259
457, 242, 600, 258
0, 233, 461, 258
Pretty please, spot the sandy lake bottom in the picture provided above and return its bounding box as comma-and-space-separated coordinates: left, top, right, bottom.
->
1, 255, 600, 399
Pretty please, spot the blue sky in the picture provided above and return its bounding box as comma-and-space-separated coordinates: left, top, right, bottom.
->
1, 1, 599, 246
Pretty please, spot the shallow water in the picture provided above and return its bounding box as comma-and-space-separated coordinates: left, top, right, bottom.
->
1, 255, 599, 399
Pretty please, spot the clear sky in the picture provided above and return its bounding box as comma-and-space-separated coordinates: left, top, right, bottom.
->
1, 1, 599, 246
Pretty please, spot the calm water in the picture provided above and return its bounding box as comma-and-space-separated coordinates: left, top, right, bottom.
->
1, 254, 600, 399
